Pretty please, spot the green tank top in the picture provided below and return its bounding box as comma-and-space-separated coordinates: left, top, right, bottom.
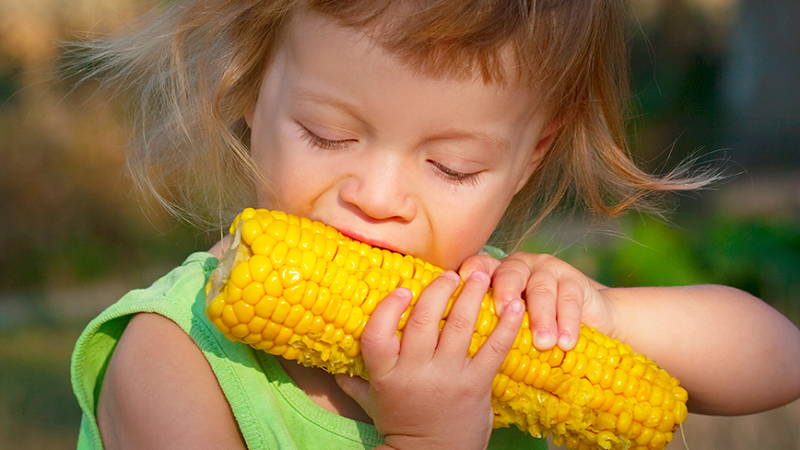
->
70, 252, 545, 450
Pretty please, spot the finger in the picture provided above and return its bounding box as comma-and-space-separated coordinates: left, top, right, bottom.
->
334, 373, 371, 412
555, 277, 584, 350
471, 299, 525, 378
524, 269, 559, 350
398, 271, 461, 360
488, 256, 531, 315
436, 270, 491, 361
360, 287, 413, 378
458, 254, 501, 281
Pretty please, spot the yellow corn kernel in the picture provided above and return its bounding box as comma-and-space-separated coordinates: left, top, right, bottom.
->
247, 315, 268, 335
251, 234, 277, 260
263, 271, 282, 297
611, 368, 628, 395
230, 323, 249, 339
657, 409, 676, 433
240, 218, 262, 246
596, 431, 617, 449
270, 241, 289, 267
301, 281, 319, 310
241, 282, 265, 306
616, 411, 633, 434
254, 295, 278, 319
548, 346, 566, 367
220, 305, 238, 329
634, 428, 655, 446
311, 287, 331, 315
207, 295, 225, 318
501, 349, 522, 376
596, 412, 616, 430
510, 355, 531, 383
270, 300, 290, 323
283, 281, 306, 305
248, 255, 272, 283
205, 208, 688, 450
608, 395, 626, 416
283, 304, 306, 329
532, 361, 551, 390
232, 301, 255, 323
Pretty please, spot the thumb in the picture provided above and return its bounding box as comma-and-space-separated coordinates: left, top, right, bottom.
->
334, 373, 372, 410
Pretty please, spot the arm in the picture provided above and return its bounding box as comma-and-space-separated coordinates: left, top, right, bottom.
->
606, 284, 800, 415
97, 313, 247, 449
460, 253, 800, 416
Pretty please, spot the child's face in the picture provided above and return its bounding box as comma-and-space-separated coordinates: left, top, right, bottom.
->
246, 11, 556, 270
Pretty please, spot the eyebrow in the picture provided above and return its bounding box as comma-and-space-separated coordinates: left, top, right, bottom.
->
289, 87, 369, 123
422, 129, 511, 155
289, 86, 511, 154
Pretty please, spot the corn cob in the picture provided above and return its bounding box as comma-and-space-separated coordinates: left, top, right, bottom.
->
205, 207, 688, 450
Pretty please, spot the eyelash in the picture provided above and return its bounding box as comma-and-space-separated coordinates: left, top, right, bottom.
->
300, 125, 479, 186
429, 160, 480, 186
300, 126, 353, 150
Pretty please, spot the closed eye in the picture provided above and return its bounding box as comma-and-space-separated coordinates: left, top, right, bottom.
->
428, 160, 481, 186
300, 126, 355, 150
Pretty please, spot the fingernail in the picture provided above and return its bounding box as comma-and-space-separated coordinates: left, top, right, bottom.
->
394, 287, 412, 299
440, 271, 460, 282
469, 271, 487, 282
507, 299, 524, 315
534, 330, 554, 349
557, 332, 572, 350
494, 299, 505, 315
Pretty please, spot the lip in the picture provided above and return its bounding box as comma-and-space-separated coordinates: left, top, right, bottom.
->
337, 228, 404, 254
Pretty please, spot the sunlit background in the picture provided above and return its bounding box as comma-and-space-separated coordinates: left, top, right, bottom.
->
1, 0, 798, 448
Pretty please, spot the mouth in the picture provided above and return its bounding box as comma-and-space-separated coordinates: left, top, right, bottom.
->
336, 228, 404, 254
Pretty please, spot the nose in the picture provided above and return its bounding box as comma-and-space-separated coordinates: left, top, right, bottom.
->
338, 152, 417, 222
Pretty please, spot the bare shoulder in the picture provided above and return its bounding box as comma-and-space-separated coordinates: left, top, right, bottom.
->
97, 313, 246, 450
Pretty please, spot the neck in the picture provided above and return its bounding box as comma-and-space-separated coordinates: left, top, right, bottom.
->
277, 357, 374, 424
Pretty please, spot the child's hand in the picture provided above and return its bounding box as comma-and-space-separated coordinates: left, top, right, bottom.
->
335, 271, 525, 450
459, 252, 615, 351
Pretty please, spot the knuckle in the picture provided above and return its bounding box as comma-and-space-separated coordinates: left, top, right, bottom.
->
528, 317, 551, 330
558, 281, 588, 303
407, 310, 436, 329
496, 257, 530, 275
359, 326, 384, 347
558, 291, 582, 306
527, 283, 555, 298
486, 336, 511, 357
445, 313, 473, 333
458, 382, 483, 399
506, 251, 545, 265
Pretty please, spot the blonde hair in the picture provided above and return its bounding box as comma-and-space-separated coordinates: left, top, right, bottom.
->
73, 0, 714, 250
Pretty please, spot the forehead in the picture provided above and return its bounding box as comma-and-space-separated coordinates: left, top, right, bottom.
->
281, 10, 545, 126
290, 4, 528, 87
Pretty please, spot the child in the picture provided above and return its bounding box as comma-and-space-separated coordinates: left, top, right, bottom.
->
70, 1, 800, 449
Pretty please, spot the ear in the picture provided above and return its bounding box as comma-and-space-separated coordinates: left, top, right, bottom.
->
515, 118, 561, 193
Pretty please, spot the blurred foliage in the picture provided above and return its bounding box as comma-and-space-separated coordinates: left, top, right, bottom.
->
0, 323, 84, 450
0, 0, 204, 294
523, 210, 800, 323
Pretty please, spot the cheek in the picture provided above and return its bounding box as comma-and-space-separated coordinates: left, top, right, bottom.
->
253, 132, 337, 215
251, 123, 300, 209
432, 202, 507, 269
254, 151, 306, 211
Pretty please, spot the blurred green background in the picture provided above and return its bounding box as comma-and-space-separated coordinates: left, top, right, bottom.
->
1, 0, 798, 448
